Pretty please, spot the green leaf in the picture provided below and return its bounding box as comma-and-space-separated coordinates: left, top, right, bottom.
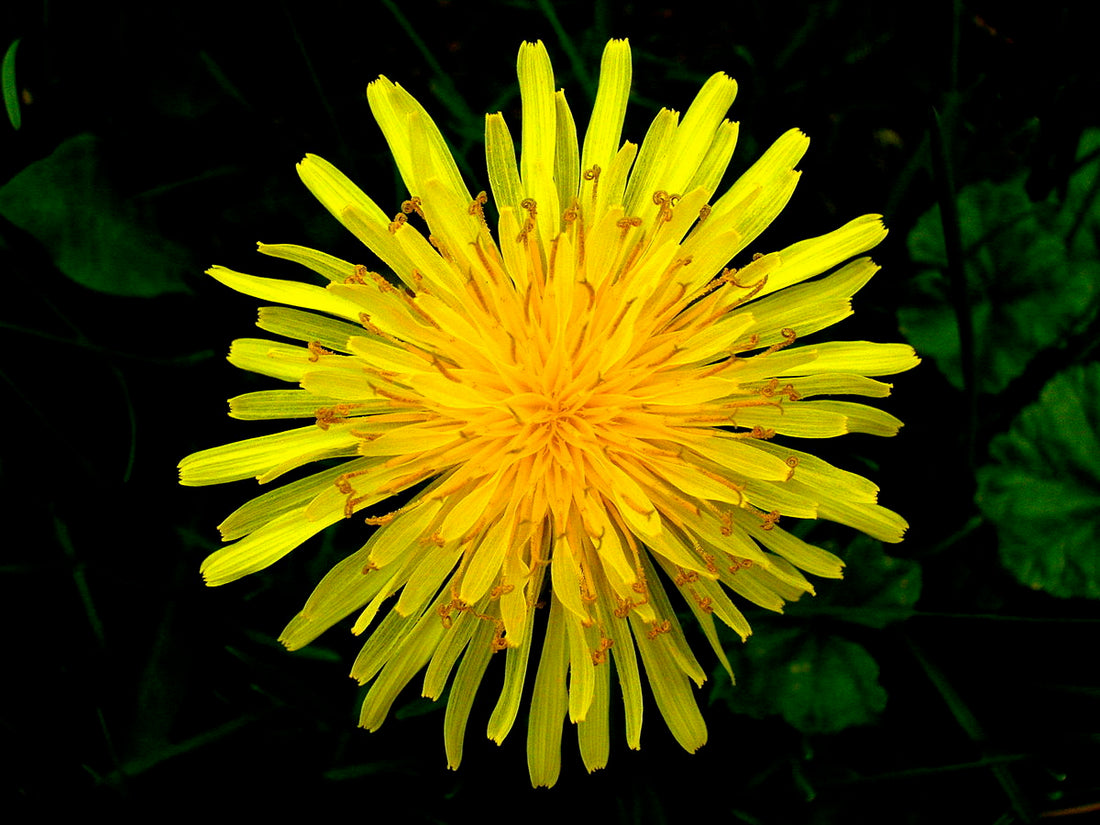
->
712, 535, 914, 733
0, 134, 192, 297
976, 363, 1100, 599
902, 156, 1100, 394
787, 535, 922, 628
1059, 128, 1100, 259
714, 627, 888, 734
2, 38, 19, 130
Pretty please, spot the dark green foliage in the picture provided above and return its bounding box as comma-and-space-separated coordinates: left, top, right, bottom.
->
716, 628, 889, 735
713, 538, 918, 735
0, 135, 193, 296
978, 364, 1100, 599
903, 145, 1100, 395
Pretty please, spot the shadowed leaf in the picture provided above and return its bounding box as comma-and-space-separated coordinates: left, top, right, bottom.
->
715, 627, 888, 734
788, 536, 922, 628
976, 363, 1100, 599
0, 134, 192, 297
2, 38, 20, 130
902, 134, 1100, 394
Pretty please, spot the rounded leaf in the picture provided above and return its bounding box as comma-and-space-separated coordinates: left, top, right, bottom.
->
902, 169, 1100, 394
977, 363, 1100, 599
715, 627, 888, 734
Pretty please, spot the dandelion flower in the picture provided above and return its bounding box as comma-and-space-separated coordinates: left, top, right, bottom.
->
179, 39, 917, 787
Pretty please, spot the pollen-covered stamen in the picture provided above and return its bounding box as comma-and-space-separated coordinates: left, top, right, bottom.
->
565, 200, 588, 270
727, 556, 756, 574
675, 567, 700, 586
315, 404, 354, 430
468, 191, 489, 229
582, 165, 601, 216
401, 196, 425, 220
646, 619, 672, 640
761, 327, 798, 355
609, 219, 647, 286
760, 509, 781, 530
665, 269, 766, 340
681, 203, 712, 243
616, 215, 642, 239
648, 281, 689, 329
590, 635, 614, 665
758, 377, 800, 401
333, 467, 390, 518
517, 197, 539, 244
428, 234, 454, 263
651, 190, 681, 223
784, 455, 799, 481
306, 340, 333, 361
356, 264, 393, 292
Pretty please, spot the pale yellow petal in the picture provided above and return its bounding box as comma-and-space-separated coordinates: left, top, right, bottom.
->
458, 517, 513, 605
630, 612, 707, 753
178, 423, 360, 486
565, 608, 594, 722
680, 128, 810, 291
208, 266, 363, 322
368, 499, 444, 569
657, 72, 738, 201
754, 214, 888, 299
485, 112, 522, 214
740, 257, 880, 346
554, 90, 580, 218
487, 564, 544, 743
527, 595, 568, 788
623, 108, 678, 216
216, 459, 373, 541
280, 537, 390, 650
255, 306, 362, 352
358, 601, 449, 730
296, 154, 418, 289
443, 615, 495, 769
729, 507, 845, 579
580, 39, 631, 182
227, 389, 353, 420
200, 505, 342, 586
366, 76, 470, 203
517, 40, 559, 245
423, 602, 479, 701
394, 540, 461, 618
576, 647, 611, 773
257, 242, 356, 283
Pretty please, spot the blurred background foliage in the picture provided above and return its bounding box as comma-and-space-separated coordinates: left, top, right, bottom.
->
2, 1, 1099, 822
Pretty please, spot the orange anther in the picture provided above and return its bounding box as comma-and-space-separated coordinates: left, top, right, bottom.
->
307, 340, 333, 362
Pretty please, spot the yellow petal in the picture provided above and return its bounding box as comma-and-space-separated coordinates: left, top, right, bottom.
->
208, 266, 363, 322
200, 506, 342, 586
517, 40, 559, 246
581, 39, 632, 181
527, 595, 568, 788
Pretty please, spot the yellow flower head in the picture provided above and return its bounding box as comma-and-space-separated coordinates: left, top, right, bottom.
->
179, 39, 917, 787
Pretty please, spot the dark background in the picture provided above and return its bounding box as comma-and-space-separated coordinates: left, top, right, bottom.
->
3, 1, 1099, 822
